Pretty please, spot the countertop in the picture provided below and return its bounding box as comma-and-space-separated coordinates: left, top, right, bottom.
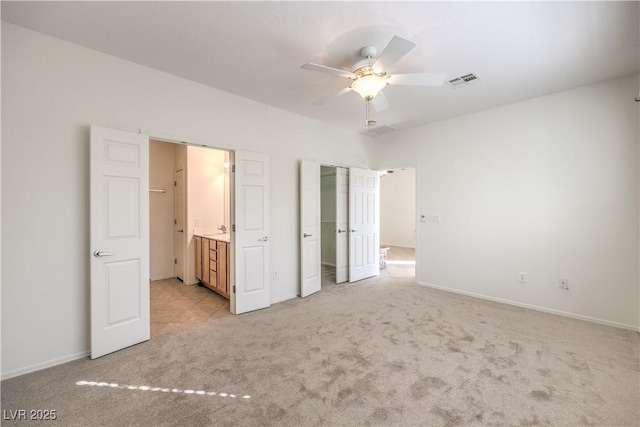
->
194, 232, 230, 243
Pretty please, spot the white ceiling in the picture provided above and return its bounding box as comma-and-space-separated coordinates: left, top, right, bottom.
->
3, 1, 639, 135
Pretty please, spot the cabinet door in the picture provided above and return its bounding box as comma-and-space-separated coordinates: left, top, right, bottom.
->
202, 238, 210, 285
217, 241, 229, 296
195, 236, 202, 281
209, 245, 218, 289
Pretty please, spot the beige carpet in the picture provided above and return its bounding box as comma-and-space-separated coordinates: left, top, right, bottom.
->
1, 273, 638, 426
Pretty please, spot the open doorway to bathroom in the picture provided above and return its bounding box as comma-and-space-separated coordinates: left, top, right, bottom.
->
149, 139, 232, 336
379, 167, 416, 279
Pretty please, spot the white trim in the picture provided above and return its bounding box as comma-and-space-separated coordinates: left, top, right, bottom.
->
150, 275, 176, 282
417, 281, 640, 332
380, 243, 415, 249
1, 350, 90, 380
271, 294, 297, 305
139, 128, 233, 151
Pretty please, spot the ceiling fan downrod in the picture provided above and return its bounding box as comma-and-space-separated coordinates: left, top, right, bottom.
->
365, 97, 376, 127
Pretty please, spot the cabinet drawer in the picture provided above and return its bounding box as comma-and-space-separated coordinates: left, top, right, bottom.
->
210, 248, 217, 261
209, 259, 217, 272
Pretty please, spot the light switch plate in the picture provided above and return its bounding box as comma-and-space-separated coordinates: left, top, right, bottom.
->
428, 215, 441, 223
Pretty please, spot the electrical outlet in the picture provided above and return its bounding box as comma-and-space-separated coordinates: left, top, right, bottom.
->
518, 272, 527, 283
272, 270, 279, 280
194, 218, 200, 227
559, 277, 569, 290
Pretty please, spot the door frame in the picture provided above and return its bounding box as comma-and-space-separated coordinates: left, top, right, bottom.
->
377, 164, 420, 280
140, 129, 240, 313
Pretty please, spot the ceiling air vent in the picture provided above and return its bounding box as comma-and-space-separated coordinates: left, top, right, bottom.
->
367, 125, 397, 136
447, 73, 480, 89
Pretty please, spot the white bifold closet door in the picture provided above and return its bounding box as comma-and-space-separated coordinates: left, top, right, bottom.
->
348, 167, 380, 282
300, 159, 321, 297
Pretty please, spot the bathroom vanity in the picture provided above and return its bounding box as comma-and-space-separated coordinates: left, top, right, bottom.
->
194, 234, 230, 299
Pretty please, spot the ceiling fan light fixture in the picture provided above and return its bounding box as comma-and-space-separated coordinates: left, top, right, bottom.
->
351, 74, 387, 100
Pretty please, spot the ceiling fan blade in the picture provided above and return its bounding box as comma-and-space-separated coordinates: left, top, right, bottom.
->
313, 86, 353, 106
301, 63, 355, 79
373, 36, 416, 72
387, 72, 447, 87
371, 91, 389, 112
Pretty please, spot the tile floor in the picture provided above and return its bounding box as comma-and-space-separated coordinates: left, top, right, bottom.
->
380, 245, 415, 278
150, 278, 231, 337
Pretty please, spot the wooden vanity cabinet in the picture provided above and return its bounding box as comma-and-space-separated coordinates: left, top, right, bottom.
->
195, 236, 230, 299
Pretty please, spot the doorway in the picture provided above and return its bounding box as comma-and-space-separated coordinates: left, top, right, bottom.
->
301, 161, 380, 297
90, 126, 271, 358
320, 166, 338, 285
149, 139, 231, 336
379, 167, 417, 279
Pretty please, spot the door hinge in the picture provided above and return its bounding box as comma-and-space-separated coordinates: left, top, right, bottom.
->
174, 219, 177, 225
174, 181, 177, 186
232, 224, 236, 232
174, 258, 177, 265
231, 164, 236, 173
233, 285, 236, 294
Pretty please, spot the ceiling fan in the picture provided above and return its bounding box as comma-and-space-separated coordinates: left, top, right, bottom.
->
301, 35, 446, 126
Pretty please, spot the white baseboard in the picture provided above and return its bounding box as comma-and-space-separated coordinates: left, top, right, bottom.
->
380, 243, 415, 249
1, 350, 90, 381
150, 274, 175, 282
417, 281, 640, 332
271, 293, 297, 305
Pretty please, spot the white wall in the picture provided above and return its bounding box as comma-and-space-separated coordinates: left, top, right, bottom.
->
1, 23, 371, 378
373, 74, 640, 330
186, 146, 226, 284
149, 140, 176, 280
380, 168, 416, 248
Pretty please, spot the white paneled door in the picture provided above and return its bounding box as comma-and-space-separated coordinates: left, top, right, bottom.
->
335, 167, 349, 283
300, 160, 321, 297
90, 125, 150, 359
349, 167, 380, 282
233, 150, 271, 314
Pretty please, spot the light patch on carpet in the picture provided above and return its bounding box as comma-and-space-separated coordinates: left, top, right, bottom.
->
75, 381, 251, 400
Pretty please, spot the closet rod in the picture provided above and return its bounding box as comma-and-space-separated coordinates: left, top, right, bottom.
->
149, 189, 166, 193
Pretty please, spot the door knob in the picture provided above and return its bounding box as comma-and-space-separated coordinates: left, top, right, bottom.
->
258, 236, 269, 242
177, 229, 184, 233
337, 229, 346, 233
93, 250, 115, 258
351, 229, 357, 233
303, 233, 312, 238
